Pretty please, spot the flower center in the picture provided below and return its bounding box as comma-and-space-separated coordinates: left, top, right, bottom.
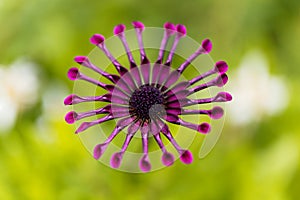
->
129, 84, 164, 121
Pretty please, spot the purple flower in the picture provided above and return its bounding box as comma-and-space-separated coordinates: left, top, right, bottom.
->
65, 22, 232, 172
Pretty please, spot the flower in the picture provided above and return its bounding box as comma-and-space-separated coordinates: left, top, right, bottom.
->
65, 22, 232, 172
0, 59, 39, 132
228, 50, 289, 125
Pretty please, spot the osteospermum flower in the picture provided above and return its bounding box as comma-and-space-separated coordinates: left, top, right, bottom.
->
65, 22, 232, 172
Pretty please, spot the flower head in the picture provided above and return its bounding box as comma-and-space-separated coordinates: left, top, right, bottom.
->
0, 59, 39, 132
65, 22, 232, 172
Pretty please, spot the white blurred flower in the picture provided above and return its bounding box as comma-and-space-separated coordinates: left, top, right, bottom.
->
0, 59, 39, 132
228, 50, 289, 125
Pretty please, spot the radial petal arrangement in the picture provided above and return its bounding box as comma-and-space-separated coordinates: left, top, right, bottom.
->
65, 21, 232, 172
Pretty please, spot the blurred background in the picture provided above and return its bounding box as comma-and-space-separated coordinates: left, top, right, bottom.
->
0, 0, 299, 199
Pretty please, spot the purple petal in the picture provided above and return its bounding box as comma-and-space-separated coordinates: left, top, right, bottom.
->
139, 155, 151, 172
165, 90, 189, 102
65, 111, 77, 124
156, 65, 170, 85
156, 22, 175, 64
74, 56, 87, 64
132, 21, 145, 30
162, 152, 174, 166
141, 63, 151, 84
214, 92, 232, 102
180, 150, 193, 164
148, 123, 158, 136
164, 22, 176, 31
166, 108, 182, 116
75, 115, 114, 134
176, 24, 186, 36
114, 79, 133, 94
166, 98, 188, 108
166, 81, 190, 94
120, 73, 137, 91
96, 42, 128, 76
67, 67, 79, 80
198, 122, 211, 134
215, 61, 228, 74
90, 34, 105, 45
131, 66, 142, 86
215, 74, 228, 87
64, 94, 76, 105
209, 106, 224, 119
151, 63, 161, 84
163, 70, 180, 88
93, 143, 109, 160
110, 152, 123, 168
188, 69, 216, 86
113, 24, 126, 35
189, 73, 229, 94
164, 26, 186, 65
74, 55, 120, 84
201, 39, 212, 53
116, 116, 135, 128
110, 94, 129, 105
75, 105, 111, 121
165, 113, 179, 123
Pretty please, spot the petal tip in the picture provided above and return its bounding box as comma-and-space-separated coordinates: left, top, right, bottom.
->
198, 122, 211, 134
202, 39, 212, 53
93, 144, 107, 160
65, 111, 77, 124
210, 106, 224, 119
217, 92, 232, 101
180, 150, 193, 164
75, 122, 89, 134
215, 74, 228, 87
215, 61, 228, 74
132, 21, 145, 30
176, 24, 187, 36
74, 56, 87, 64
162, 152, 174, 166
67, 67, 80, 80
64, 94, 76, 105
164, 22, 176, 31
139, 156, 151, 172
114, 24, 126, 35
110, 152, 123, 168
90, 34, 105, 45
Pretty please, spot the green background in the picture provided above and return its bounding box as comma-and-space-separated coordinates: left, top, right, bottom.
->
0, 0, 299, 199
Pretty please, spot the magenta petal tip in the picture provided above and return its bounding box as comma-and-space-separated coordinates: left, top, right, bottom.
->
74, 56, 87, 64
202, 39, 212, 53
217, 92, 233, 101
132, 21, 145, 30
164, 22, 176, 31
64, 94, 76, 105
210, 106, 224, 119
215, 74, 228, 87
111, 152, 123, 168
67, 67, 80, 80
215, 61, 228, 74
93, 144, 107, 160
75, 122, 89, 134
139, 156, 151, 172
180, 150, 193, 164
162, 152, 174, 166
176, 24, 187, 36
65, 111, 77, 124
198, 122, 211, 134
90, 34, 105, 45
114, 24, 126, 35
